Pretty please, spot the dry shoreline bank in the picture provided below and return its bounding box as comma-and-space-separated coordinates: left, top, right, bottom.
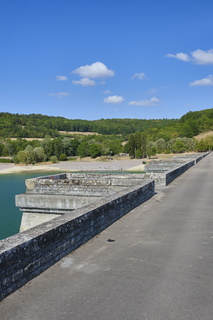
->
0, 159, 145, 175
0, 153, 195, 175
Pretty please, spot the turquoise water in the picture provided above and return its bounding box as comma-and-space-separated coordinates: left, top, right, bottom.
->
0, 172, 59, 240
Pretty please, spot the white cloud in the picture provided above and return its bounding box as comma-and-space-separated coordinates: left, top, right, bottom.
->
191, 49, 213, 65
72, 62, 115, 78
49, 92, 70, 98
72, 78, 96, 87
128, 97, 160, 106
104, 95, 124, 104
166, 49, 213, 65
132, 72, 146, 80
166, 52, 190, 62
190, 75, 213, 86
56, 75, 68, 81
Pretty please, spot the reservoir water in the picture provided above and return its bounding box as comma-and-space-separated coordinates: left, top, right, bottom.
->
0, 172, 59, 240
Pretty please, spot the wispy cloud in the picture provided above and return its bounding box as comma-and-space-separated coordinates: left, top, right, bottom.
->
166, 49, 213, 65
190, 75, 213, 86
132, 72, 145, 80
72, 62, 115, 78
49, 92, 70, 98
128, 97, 160, 106
166, 52, 190, 62
72, 78, 96, 86
56, 75, 68, 81
104, 95, 124, 104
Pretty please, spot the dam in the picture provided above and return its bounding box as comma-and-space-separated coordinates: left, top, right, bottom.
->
0, 152, 209, 301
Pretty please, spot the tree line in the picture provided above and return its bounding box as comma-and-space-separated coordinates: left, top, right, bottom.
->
1, 108, 213, 139
0, 108, 213, 164
0, 133, 212, 165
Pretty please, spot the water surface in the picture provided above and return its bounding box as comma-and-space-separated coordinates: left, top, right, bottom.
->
0, 172, 59, 240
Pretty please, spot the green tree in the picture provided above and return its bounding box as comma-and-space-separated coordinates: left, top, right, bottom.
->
33, 147, 47, 162
0, 143, 4, 156
135, 149, 142, 158
89, 144, 102, 158
25, 145, 35, 164
156, 138, 166, 153
128, 134, 137, 157
146, 141, 157, 158
170, 139, 186, 153
76, 141, 89, 158
17, 150, 27, 164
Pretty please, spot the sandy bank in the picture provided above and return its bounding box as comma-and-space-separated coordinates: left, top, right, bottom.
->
0, 159, 144, 175
0, 153, 194, 175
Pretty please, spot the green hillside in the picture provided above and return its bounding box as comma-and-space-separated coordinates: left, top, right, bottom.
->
0, 112, 178, 138
0, 108, 213, 162
1, 108, 213, 139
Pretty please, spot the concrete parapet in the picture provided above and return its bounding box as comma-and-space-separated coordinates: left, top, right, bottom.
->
144, 152, 209, 186
25, 173, 148, 196
16, 194, 101, 231
165, 160, 195, 185
0, 180, 154, 301
17, 173, 150, 231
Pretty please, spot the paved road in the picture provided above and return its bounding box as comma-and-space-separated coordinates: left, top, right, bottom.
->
1, 153, 213, 320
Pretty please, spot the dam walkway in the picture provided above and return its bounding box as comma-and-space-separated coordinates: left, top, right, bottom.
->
1, 153, 213, 320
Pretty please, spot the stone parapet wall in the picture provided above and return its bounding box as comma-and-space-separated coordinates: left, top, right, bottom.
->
0, 180, 154, 301
144, 161, 194, 186
144, 152, 209, 186
25, 173, 148, 196
165, 160, 195, 185
17, 173, 152, 232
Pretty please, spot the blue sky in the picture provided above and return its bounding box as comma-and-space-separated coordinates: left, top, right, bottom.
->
1, 0, 213, 120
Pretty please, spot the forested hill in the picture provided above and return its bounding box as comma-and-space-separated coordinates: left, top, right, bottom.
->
0, 112, 177, 138
0, 107, 213, 139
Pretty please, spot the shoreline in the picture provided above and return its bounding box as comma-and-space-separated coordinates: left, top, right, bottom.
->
0, 159, 145, 175
0, 152, 195, 175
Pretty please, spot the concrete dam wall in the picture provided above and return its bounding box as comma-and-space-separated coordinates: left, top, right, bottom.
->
0, 174, 154, 301
0, 152, 209, 301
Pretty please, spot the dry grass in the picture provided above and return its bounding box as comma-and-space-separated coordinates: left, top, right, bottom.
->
194, 131, 213, 141
59, 131, 99, 135
10, 138, 44, 141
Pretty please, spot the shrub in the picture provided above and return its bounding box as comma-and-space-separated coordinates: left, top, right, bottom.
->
59, 153, 68, 161
50, 155, 58, 163
12, 155, 19, 164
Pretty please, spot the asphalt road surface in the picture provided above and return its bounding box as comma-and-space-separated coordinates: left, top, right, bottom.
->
1, 153, 213, 320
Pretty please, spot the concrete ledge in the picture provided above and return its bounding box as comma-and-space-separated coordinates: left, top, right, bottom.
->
144, 152, 209, 186
25, 173, 148, 196
165, 160, 195, 185
0, 180, 154, 301
16, 194, 101, 212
